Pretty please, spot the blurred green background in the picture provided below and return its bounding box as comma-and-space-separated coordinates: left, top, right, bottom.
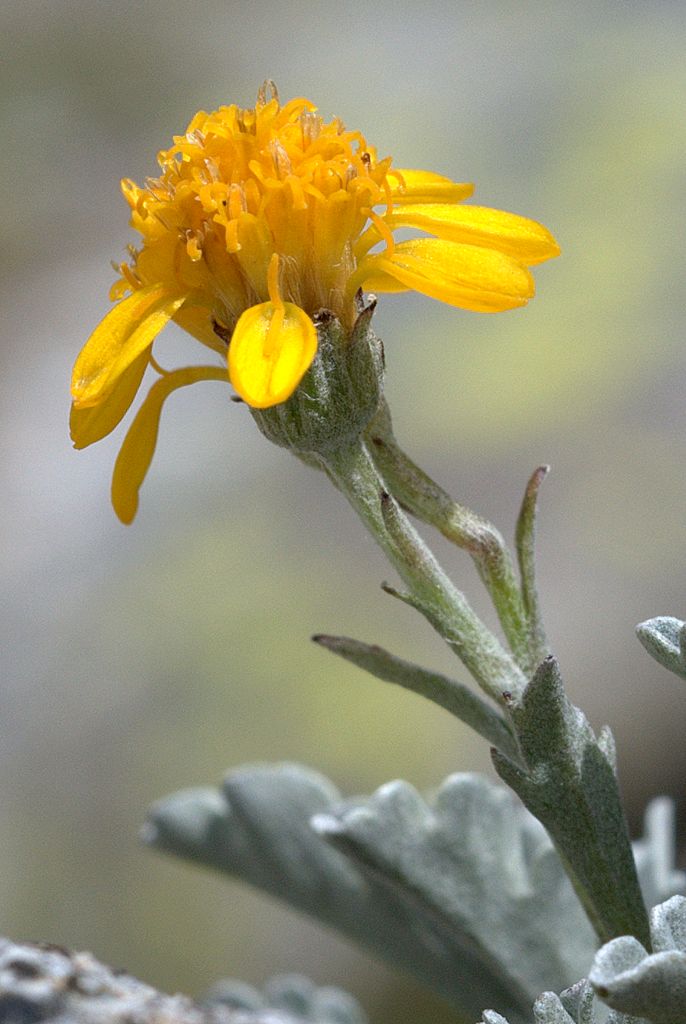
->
2, 2, 686, 1021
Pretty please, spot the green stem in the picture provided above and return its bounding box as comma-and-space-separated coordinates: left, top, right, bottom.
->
365, 404, 533, 674
325, 440, 527, 703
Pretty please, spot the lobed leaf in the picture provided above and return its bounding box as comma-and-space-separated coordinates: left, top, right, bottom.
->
145, 765, 598, 1023
202, 974, 367, 1024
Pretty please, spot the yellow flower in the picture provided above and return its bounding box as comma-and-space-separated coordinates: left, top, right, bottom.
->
71, 82, 559, 522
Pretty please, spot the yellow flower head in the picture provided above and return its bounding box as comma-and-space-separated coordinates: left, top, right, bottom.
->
71, 82, 559, 522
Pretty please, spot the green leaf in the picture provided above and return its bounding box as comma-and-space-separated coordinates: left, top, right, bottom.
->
326, 440, 528, 703
145, 765, 598, 1023
313, 773, 596, 1014
492, 657, 650, 948
554, 981, 599, 1023
312, 634, 521, 762
635, 617, 686, 681
365, 402, 532, 672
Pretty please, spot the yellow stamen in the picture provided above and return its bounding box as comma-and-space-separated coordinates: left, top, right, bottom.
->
257, 79, 279, 107
186, 234, 202, 262
372, 212, 395, 258
349, 203, 393, 284
228, 184, 246, 219
267, 252, 284, 310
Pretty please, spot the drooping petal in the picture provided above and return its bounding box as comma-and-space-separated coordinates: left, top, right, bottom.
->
387, 169, 474, 204
71, 285, 186, 409
386, 204, 560, 265
359, 238, 535, 312
228, 301, 318, 409
70, 348, 150, 449
111, 365, 228, 524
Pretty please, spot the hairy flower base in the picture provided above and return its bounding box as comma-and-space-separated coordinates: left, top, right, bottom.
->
71, 82, 559, 521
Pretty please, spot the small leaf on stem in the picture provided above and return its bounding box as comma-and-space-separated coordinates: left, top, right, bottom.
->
515, 465, 550, 668
313, 634, 521, 760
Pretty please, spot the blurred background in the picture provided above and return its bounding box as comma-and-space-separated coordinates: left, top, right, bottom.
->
2, 1, 686, 1021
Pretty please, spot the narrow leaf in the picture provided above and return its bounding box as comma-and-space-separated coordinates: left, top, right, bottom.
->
515, 466, 550, 666
313, 634, 521, 761
366, 402, 531, 672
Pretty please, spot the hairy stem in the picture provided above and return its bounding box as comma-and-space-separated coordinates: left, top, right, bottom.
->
365, 403, 534, 674
325, 440, 527, 702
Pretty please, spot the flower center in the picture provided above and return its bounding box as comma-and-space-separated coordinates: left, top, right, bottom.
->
115, 83, 393, 331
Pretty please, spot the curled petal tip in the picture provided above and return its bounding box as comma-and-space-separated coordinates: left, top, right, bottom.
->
110, 365, 228, 523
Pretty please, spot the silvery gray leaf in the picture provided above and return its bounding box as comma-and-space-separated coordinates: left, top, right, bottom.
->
476, 863, 686, 1024
633, 799, 686, 911
554, 981, 642, 1023
635, 617, 686, 680
312, 772, 596, 1011
145, 764, 598, 1024
589, 895, 686, 1024
492, 657, 650, 948
479, 980, 646, 1023
202, 974, 367, 1024
0, 937, 364, 1024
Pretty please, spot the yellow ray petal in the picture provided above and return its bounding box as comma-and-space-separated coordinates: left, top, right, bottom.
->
173, 301, 226, 355
387, 204, 560, 265
70, 348, 150, 449
388, 168, 474, 204
111, 365, 228, 524
228, 301, 318, 409
354, 269, 410, 294
360, 238, 535, 312
71, 285, 186, 409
